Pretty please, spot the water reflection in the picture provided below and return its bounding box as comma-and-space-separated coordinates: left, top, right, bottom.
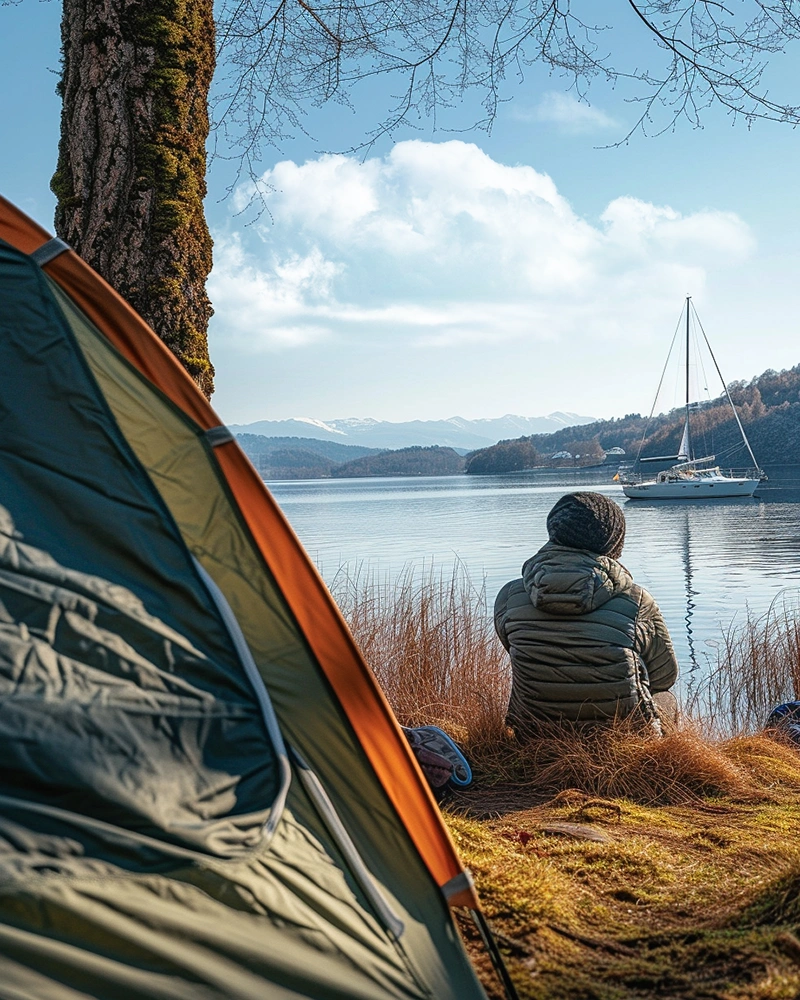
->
683, 510, 698, 676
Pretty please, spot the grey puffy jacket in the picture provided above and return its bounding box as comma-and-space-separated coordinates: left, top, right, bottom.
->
494, 542, 679, 730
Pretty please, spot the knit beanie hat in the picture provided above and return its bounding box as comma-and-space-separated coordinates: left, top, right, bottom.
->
546, 492, 626, 560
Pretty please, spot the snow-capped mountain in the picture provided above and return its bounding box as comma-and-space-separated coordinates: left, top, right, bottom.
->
228, 412, 597, 451
290, 417, 347, 436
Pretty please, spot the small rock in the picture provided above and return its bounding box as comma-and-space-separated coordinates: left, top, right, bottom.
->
539, 822, 612, 843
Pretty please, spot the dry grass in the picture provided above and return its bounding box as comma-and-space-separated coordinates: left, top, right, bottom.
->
331, 559, 510, 745
448, 786, 800, 1000
463, 724, 772, 808
686, 593, 800, 735
446, 738, 800, 999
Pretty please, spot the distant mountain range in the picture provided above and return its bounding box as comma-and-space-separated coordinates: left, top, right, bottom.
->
228, 413, 596, 451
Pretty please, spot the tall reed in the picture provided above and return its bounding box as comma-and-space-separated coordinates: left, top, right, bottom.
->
686, 592, 800, 735
331, 559, 510, 746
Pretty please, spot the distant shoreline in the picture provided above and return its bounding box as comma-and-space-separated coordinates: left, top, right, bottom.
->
262, 462, 800, 488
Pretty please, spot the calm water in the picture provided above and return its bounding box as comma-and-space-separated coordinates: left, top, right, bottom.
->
268, 466, 800, 691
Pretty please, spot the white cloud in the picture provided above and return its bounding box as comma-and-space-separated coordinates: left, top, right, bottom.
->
210, 139, 753, 359
260, 155, 382, 233
521, 92, 620, 133
601, 197, 754, 259
208, 236, 340, 349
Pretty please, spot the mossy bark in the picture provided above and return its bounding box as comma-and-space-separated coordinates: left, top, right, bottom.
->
52, 0, 215, 397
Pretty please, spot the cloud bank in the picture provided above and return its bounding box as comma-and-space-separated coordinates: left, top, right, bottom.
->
210, 140, 752, 361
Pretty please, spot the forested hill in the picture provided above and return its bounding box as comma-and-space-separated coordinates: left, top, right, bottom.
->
466, 365, 800, 474
236, 435, 464, 479
236, 434, 383, 479
236, 434, 380, 463
332, 446, 464, 478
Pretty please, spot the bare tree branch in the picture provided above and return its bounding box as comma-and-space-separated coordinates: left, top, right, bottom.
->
210, 1, 800, 197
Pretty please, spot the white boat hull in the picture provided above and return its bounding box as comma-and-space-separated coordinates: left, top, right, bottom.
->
622, 477, 759, 500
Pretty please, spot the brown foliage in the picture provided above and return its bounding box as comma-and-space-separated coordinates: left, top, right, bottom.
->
332, 560, 510, 745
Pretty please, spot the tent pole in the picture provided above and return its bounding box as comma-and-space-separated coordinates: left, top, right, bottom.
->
469, 908, 521, 1000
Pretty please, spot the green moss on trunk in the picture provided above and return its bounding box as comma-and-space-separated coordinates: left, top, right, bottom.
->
53, 0, 216, 396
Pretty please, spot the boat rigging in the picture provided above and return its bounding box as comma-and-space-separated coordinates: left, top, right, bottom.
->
619, 297, 764, 500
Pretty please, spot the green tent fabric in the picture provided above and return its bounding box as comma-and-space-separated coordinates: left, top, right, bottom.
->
0, 216, 489, 1000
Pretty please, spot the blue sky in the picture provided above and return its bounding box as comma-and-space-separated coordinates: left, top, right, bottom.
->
2, 2, 800, 425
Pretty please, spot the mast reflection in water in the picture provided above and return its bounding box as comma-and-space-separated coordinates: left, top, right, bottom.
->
681, 509, 699, 677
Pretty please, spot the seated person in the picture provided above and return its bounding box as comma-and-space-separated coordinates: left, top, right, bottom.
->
494, 491, 678, 735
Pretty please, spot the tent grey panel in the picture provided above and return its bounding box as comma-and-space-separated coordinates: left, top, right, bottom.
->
47, 259, 486, 996
0, 242, 280, 852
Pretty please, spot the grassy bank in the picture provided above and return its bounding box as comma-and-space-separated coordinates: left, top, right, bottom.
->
451, 752, 800, 1000
333, 563, 800, 999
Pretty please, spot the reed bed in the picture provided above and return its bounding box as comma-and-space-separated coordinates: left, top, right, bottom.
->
686, 591, 800, 735
333, 561, 800, 803
331, 559, 510, 746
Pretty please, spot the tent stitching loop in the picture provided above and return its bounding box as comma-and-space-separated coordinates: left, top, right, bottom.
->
441, 870, 475, 901
205, 425, 234, 446
30, 237, 71, 267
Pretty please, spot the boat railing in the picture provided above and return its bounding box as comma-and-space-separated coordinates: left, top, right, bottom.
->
725, 467, 767, 479
618, 466, 765, 486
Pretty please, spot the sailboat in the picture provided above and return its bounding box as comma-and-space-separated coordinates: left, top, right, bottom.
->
620, 297, 764, 500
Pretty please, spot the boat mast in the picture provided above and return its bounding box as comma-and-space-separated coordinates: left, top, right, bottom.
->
684, 295, 692, 462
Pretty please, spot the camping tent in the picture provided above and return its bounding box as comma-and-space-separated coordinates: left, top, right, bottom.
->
0, 195, 494, 999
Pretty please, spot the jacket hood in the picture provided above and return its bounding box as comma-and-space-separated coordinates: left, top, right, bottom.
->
522, 541, 634, 616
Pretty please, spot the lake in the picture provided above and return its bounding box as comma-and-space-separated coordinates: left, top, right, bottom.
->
268, 466, 800, 695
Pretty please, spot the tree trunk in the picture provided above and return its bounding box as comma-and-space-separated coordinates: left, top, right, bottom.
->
52, 0, 215, 398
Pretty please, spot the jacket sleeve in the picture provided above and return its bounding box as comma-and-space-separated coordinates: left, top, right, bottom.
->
634, 588, 679, 692
494, 582, 512, 652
